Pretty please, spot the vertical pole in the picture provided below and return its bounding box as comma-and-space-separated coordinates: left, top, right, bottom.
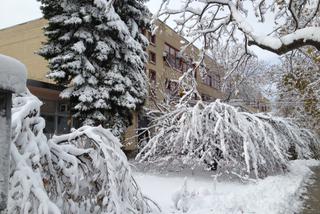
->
0, 90, 12, 213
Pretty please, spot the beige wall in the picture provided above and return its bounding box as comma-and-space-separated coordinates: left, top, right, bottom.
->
0, 19, 49, 83
145, 20, 224, 104
0, 18, 226, 150
0, 19, 225, 103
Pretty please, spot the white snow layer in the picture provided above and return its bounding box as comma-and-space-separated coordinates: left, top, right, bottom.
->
134, 160, 320, 214
0, 54, 27, 93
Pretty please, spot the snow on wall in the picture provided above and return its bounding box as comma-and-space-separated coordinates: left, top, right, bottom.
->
0, 54, 27, 93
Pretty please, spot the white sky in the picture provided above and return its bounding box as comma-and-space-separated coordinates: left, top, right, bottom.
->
0, 0, 161, 29
0, 0, 279, 62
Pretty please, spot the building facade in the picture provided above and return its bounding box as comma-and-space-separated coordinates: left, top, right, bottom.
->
0, 18, 224, 149
0, 19, 71, 138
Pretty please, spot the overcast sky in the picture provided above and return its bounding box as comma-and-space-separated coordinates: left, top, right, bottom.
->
0, 0, 279, 62
0, 0, 161, 29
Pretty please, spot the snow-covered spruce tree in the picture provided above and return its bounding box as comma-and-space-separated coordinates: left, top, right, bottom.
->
38, 0, 150, 136
9, 91, 154, 213
136, 100, 320, 179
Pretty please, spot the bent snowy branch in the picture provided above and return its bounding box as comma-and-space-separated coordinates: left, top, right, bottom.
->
157, 0, 320, 55
9, 91, 155, 213
137, 100, 320, 179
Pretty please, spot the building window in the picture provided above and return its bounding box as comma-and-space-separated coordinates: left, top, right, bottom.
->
168, 81, 178, 92
149, 51, 156, 64
204, 75, 212, 87
201, 94, 211, 101
149, 70, 157, 98
180, 59, 188, 73
164, 43, 188, 72
43, 115, 55, 135
165, 79, 178, 96
149, 69, 156, 85
148, 32, 156, 45
203, 73, 221, 89
212, 74, 221, 89
59, 103, 69, 112
41, 100, 71, 136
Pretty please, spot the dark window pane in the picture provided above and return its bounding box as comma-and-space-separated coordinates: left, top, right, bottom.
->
149, 32, 156, 44
42, 115, 55, 135
72, 118, 81, 129
149, 70, 156, 84
0, 91, 11, 119
58, 116, 70, 134
41, 100, 56, 114
149, 51, 156, 64
59, 103, 69, 113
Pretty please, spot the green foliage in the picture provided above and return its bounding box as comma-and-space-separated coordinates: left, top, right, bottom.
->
278, 49, 320, 135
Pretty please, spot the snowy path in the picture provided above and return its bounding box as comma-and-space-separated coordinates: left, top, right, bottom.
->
133, 160, 320, 214
301, 166, 320, 213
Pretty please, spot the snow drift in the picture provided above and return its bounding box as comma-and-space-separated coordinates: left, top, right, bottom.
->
9, 91, 153, 213
137, 100, 320, 179
134, 160, 320, 214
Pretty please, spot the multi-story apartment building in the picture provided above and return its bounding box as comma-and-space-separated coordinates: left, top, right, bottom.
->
0, 18, 224, 150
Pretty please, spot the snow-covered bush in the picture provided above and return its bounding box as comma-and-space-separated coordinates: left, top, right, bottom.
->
137, 100, 320, 179
9, 91, 59, 213
48, 127, 153, 213
9, 91, 153, 213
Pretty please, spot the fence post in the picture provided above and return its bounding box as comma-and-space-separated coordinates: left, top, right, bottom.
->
0, 90, 12, 213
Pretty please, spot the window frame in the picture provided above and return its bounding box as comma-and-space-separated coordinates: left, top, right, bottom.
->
164, 43, 186, 72
148, 31, 156, 45
203, 74, 213, 87
149, 51, 156, 64
149, 69, 156, 85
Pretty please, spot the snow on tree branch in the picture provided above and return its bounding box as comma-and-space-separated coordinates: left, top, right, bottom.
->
136, 100, 320, 179
156, 0, 320, 55
10, 91, 60, 213
248, 27, 320, 55
9, 91, 155, 213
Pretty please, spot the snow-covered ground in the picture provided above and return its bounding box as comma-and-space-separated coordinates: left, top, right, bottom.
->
133, 160, 320, 214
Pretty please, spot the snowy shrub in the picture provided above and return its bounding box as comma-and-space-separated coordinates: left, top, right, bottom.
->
47, 127, 153, 213
9, 91, 59, 213
136, 100, 320, 179
172, 179, 194, 212
9, 91, 154, 213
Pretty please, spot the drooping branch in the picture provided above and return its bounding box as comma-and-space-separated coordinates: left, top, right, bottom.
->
158, 0, 320, 56
137, 100, 320, 179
